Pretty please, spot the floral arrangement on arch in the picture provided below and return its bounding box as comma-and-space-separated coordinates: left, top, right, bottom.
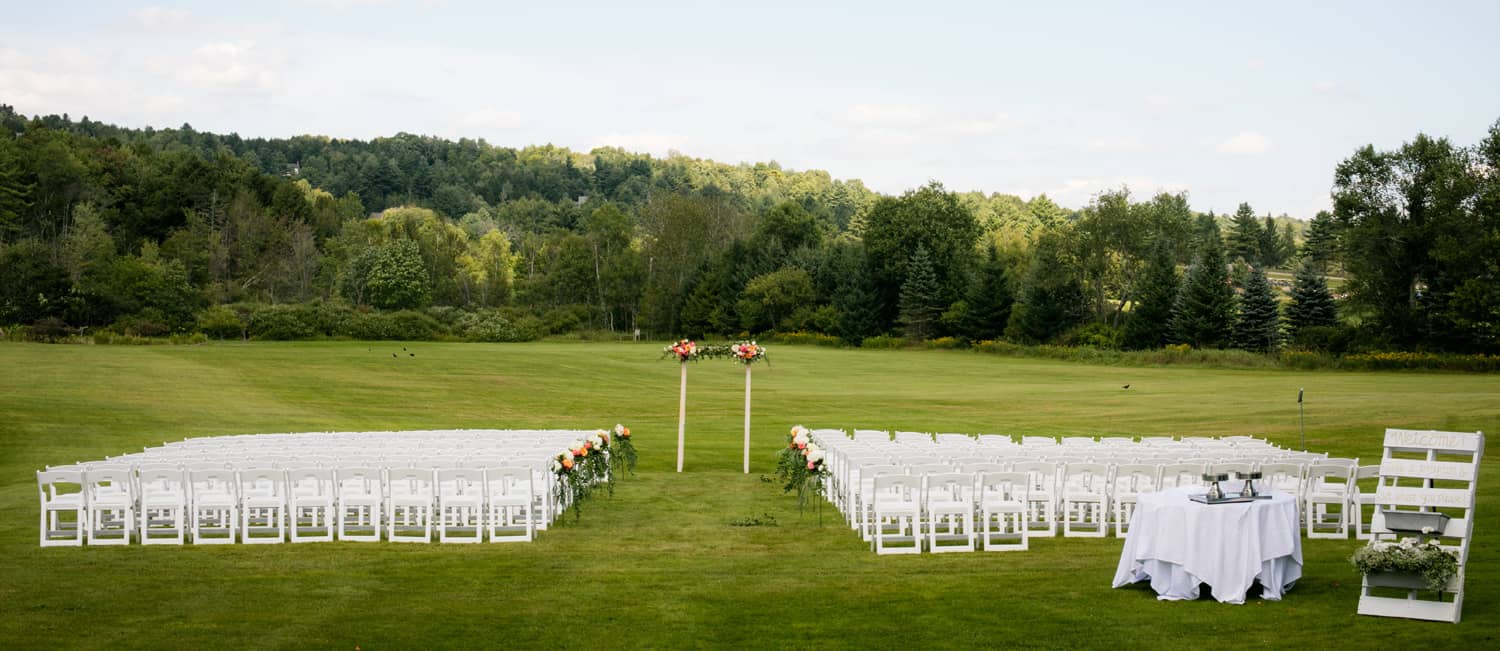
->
663, 339, 699, 362
729, 340, 767, 365
1350, 535, 1460, 590
774, 424, 827, 512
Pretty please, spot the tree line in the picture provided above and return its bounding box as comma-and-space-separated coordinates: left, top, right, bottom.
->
0, 105, 1494, 354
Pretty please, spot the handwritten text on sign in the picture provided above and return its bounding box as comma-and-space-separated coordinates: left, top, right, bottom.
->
1374, 486, 1471, 509
1379, 459, 1476, 482
1383, 429, 1482, 452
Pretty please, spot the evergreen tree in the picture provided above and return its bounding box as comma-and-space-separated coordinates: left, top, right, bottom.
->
959, 244, 1013, 341
1227, 202, 1263, 264
831, 243, 883, 345
1231, 266, 1282, 352
897, 245, 943, 341
1170, 232, 1236, 348
1301, 210, 1338, 270
1122, 240, 1180, 349
1259, 215, 1283, 268
1285, 261, 1338, 335
1006, 233, 1088, 343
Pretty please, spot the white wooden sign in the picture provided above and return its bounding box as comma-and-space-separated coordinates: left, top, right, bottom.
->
1382, 429, 1483, 452
1358, 429, 1484, 624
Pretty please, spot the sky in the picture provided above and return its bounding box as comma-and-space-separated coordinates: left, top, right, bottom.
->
2, 1, 1498, 218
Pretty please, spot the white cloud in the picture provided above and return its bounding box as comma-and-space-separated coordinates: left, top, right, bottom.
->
180, 41, 278, 94
459, 107, 524, 130
1143, 94, 1187, 113
1247, 58, 1266, 70
1313, 79, 1337, 94
300, 0, 397, 9
1217, 131, 1272, 156
1088, 135, 1144, 151
129, 6, 192, 31
843, 103, 925, 128
944, 111, 1010, 135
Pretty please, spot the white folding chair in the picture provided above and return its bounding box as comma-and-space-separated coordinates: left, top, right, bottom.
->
1061, 462, 1110, 537
387, 468, 435, 543
856, 464, 903, 542
287, 467, 336, 542
138, 467, 188, 545
979, 471, 1029, 551
238, 468, 288, 544
37, 470, 87, 547
437, 468, 485, 543
1351, 464, 1381, 540
1011, 461, 1059, 537
336, 467, 383, 542
189, 468, 238, 544
1110, 463, 1161, 537
924, 472, 976, 553
872, 474, 922, 555
1257, 462, 1306, 512
484, 467, 534, 543
1306, 464, 1354, 538
85, 468, 135, 545
1158, 462, 1205, 489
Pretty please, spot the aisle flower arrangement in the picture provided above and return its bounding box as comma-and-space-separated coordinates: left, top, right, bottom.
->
1350, 536, 1460, 590
550, 424, 636, 522
774, 425, 827, 513
612, 423, 638, 475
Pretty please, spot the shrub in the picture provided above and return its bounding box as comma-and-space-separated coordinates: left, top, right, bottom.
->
298, 301, 357, 337
860, 334, 908, 349
765, 331, 844, 347
1057, 322, 1123, 349
196, 306, 245, 340
30, 317, 72, 342
925, 336, 965, 349
112, 310, 172, 337
456, 310, 546, 342
543, 305, 591, 335
246, 304, 317, 340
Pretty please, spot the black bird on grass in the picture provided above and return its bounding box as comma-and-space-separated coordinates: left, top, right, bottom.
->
409, 353, 415, 357
392, 353, 397, 358
1122, 384, 1131, 389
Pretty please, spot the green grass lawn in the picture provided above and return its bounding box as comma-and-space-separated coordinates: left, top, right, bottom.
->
1, 341, 1496, 649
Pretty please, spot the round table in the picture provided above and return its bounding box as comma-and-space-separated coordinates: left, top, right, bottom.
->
1112, 483, 1302, 604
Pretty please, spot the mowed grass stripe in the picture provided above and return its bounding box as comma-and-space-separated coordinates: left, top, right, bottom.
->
0, 341, 1496, 648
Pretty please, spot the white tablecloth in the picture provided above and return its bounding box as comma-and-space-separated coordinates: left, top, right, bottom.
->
1112, 483, 1302, 604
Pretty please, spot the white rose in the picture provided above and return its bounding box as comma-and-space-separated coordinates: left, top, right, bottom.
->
793, 432, 809, 445
550, 460, 562, 472
571, 439, 585, 450
563, 450, 575, 461
1421, 526, 1434, 534
590, 434, 605, 448
808, 450, 826, 463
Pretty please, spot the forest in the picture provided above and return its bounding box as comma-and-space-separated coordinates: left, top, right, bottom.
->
0, 104, 1495, 355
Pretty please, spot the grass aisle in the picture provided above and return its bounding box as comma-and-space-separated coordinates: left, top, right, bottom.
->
1, 341, 1496, 648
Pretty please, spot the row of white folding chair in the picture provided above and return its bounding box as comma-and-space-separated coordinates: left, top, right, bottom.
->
38, 466, 537, 545
870, 471, 1032, 554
